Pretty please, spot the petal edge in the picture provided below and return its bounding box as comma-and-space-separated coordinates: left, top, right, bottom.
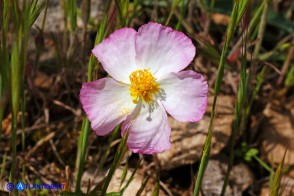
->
159, 71, 208, 122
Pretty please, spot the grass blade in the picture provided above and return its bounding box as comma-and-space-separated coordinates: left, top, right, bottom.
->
10, 44, 20, 182
120, 162, 129, 189
69, 0, 77, 31
100, 132, 128, 195
88, 132, 129, 196
115, 0, 130, 27
29, 0, 47, 27
253, 0, 269, 58
151, 175, 159, 196
270, 149, 287, 196
75, 1, 112, 192
165, 0, 181, 26
120, 158, 142, 194
193, 1, 248, 195
136, 175, 150, 196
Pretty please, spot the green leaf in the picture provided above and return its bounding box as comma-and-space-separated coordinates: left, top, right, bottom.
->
285, 65, 294, 87
193, 1, 248, 195
136, 175, 150, 196
151, 175, 159, 196
90, 132, 129, 196
120, 163, 129, 188
245, 148, 259, 161
120, 159, 142, 194
29, 0, 47, 27
69, 0, 77, 31
105, 192, 122, 196
270, 149, 287, 196
268, 10, 294, 33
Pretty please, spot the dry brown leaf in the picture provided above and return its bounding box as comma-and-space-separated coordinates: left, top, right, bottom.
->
260, 102, 294, 166
34, 71, 53, 89
1, 113, 12, 134
1, 112, 26, 135
260, 187, 270, 196
211, 13, 230, 25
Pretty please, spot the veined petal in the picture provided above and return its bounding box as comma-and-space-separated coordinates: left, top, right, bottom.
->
135, 22, 195, 78
80, 78, 136, 135
121, 101, 171, 154
158, 71, 208, 122
92, 28, 137, 84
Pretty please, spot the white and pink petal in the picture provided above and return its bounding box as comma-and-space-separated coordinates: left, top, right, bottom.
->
92, 28, 137, 84
158, 71, 208, 122
121, 101, 171, 154
80, 78, 136, 135
135, 22, 195, 78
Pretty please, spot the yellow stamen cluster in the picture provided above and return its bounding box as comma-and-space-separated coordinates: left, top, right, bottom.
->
129, 69, 160, 104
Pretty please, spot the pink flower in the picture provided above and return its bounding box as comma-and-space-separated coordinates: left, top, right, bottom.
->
80, 22, 208, 154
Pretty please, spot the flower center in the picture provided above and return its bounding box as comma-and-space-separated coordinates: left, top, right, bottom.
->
129, 69, 160, 104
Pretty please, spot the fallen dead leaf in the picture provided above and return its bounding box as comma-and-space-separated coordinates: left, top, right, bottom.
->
1, 112, 26, 135
211, 13, 230, 25
260, 101, 294, 166
34, 71, 53, 89
260, 186, 270, 196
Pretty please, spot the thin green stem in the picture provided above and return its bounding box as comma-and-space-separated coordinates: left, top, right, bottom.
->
97, 125, 120, 176
75, 119, 90, 192
10, 115, 17, 182
120, 158, 142, 194
0, 152, 7, 179
221, 108, 240, 195
75, 1, 112, 192
114, 0, 129, 27
152, 175, 160, 196
165, 0, 181, 26
270, 150, 287, 196
10, 43, 20, 185
21, 84, 26, 184
0, 75, 3, 137
253, 0, 269, 58
253, 155, 273, 173
193, 1, 247, 195
100, 132, 129, 195
21, 86, 26, 152
221, 21, 249, 196
175, 0, 187, 30
41, 0, 48, 31
228, 0, 265, 58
